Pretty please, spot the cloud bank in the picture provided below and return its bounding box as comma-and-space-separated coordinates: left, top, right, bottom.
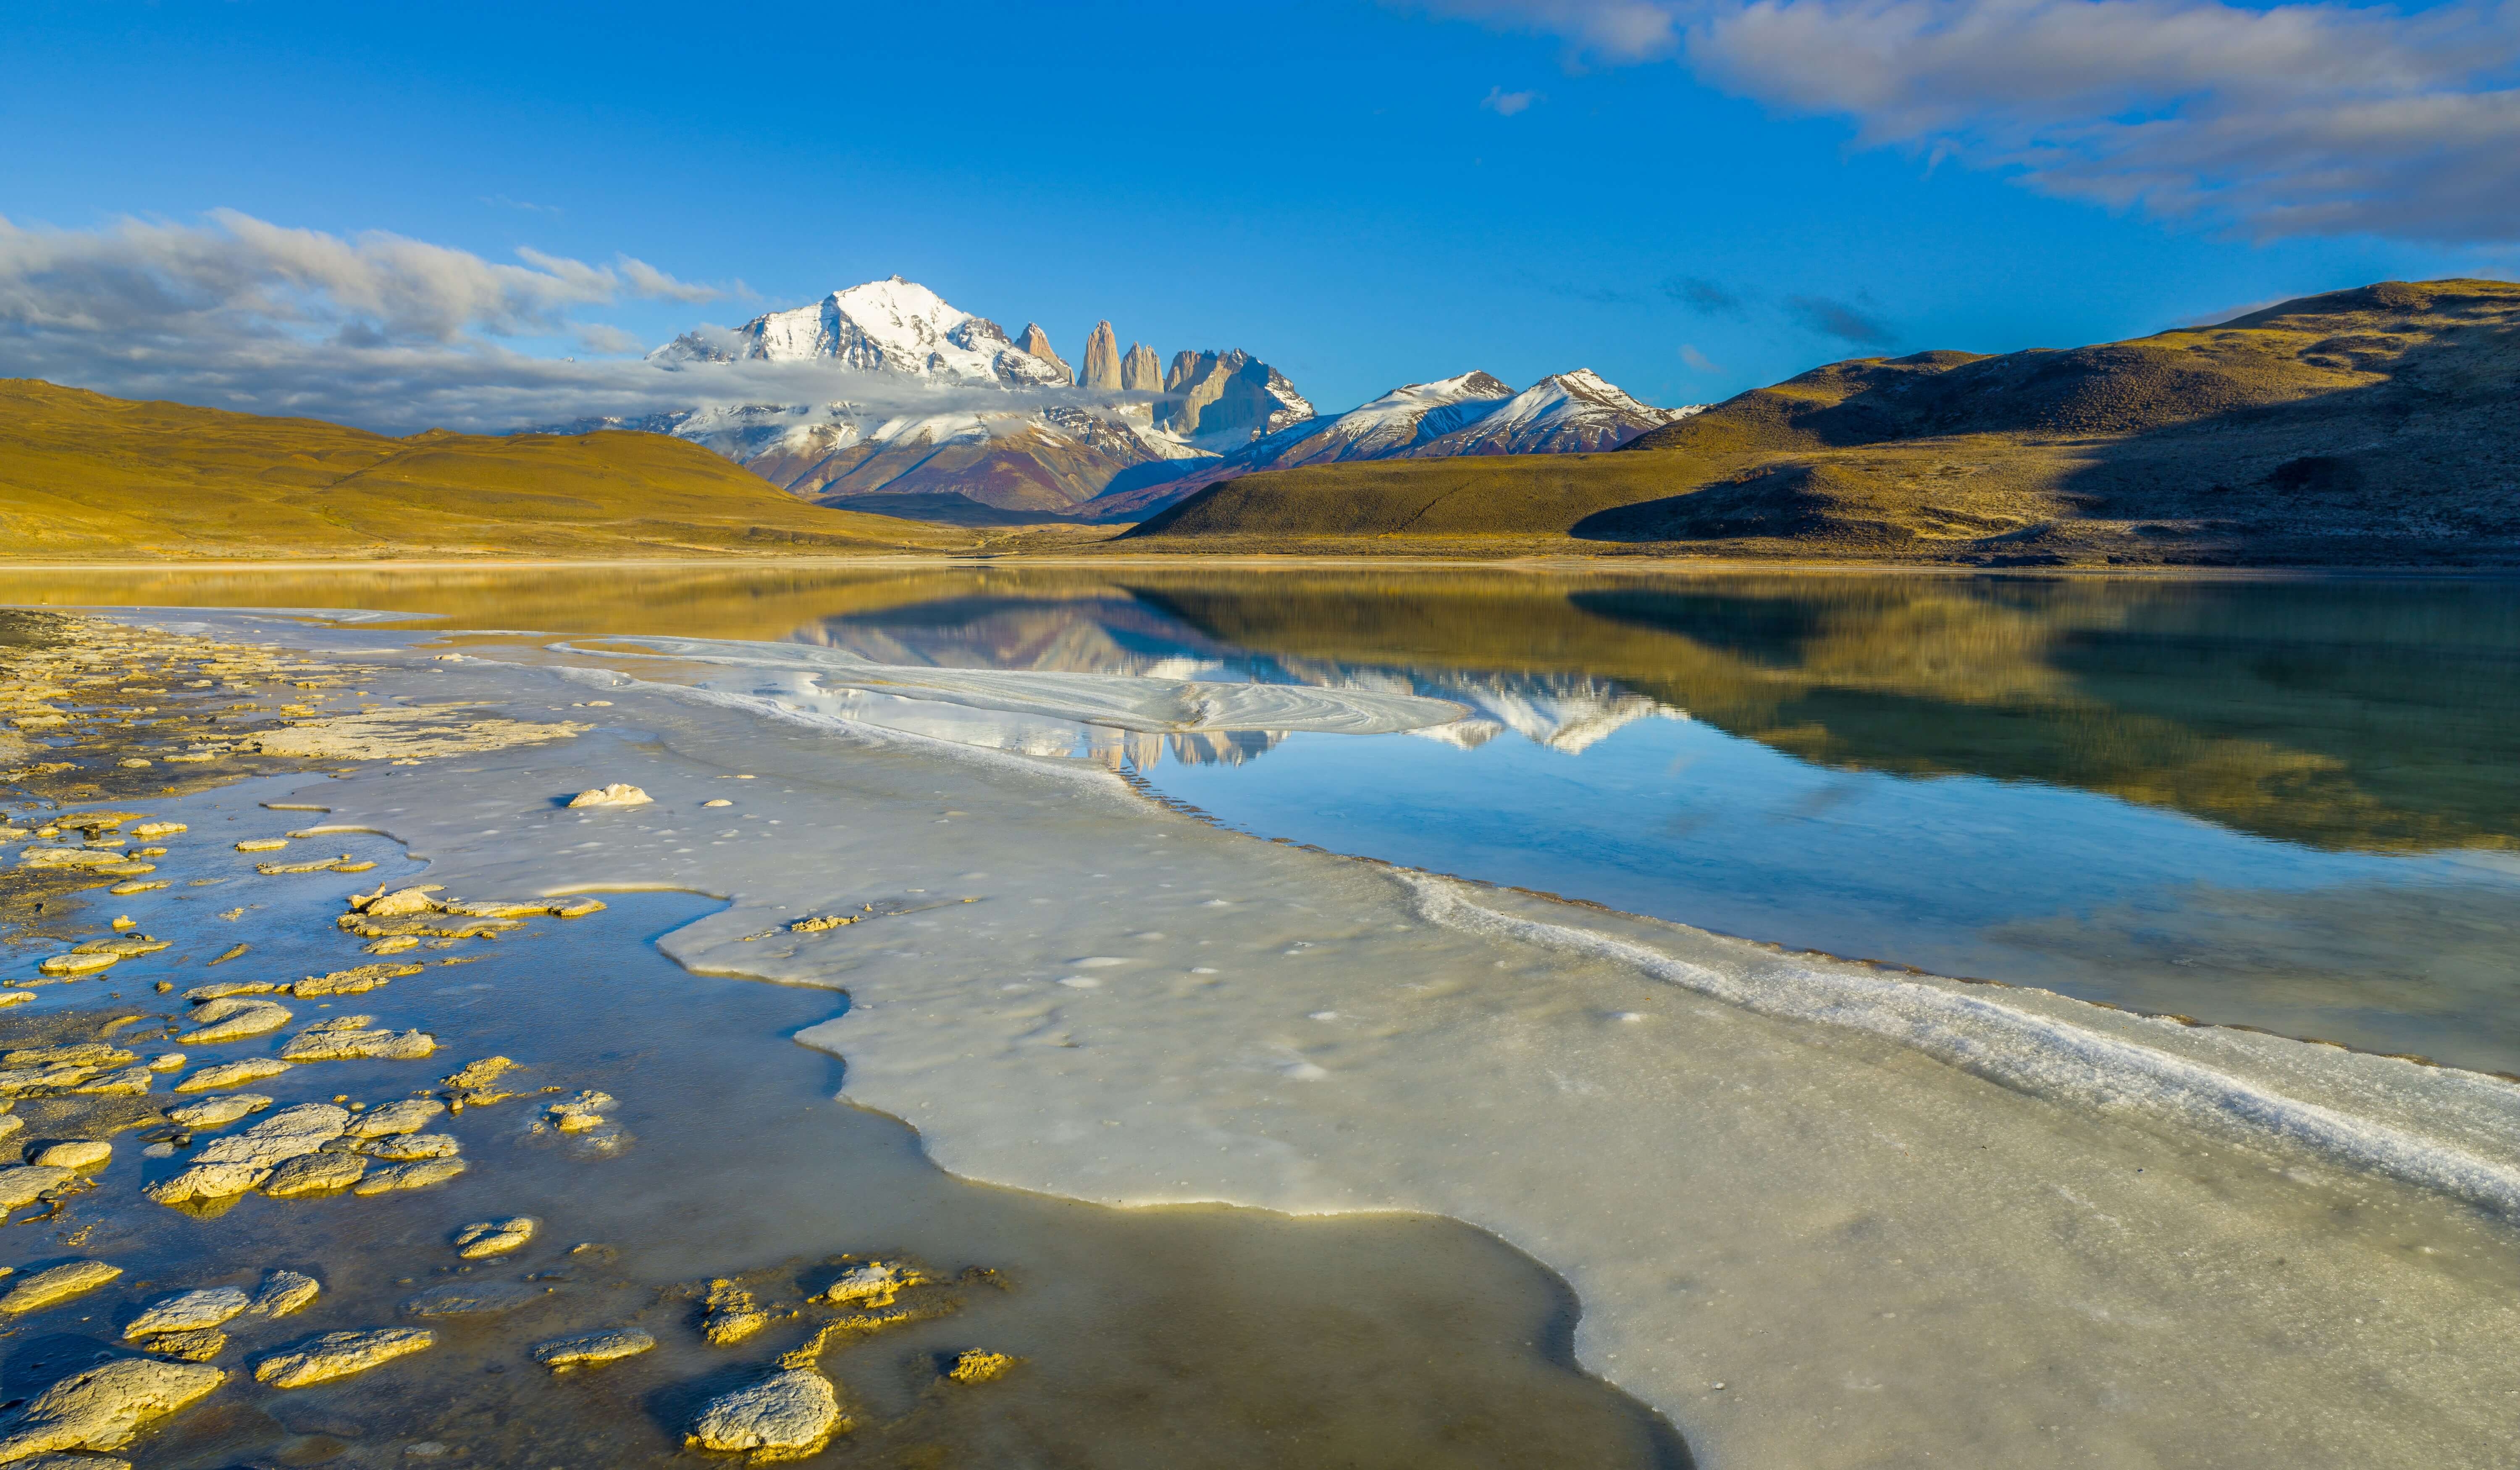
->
0, 212, 1146, 434
1416, 0, 2520, 242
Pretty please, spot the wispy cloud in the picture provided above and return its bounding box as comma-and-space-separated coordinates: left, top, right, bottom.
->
0, 211, 1173, 434
1413, 0, 2520, 243
1482, 85, 1543, 114
480, 195, 563, 217
1663, 274, 1744, 314
1785, 293, 1896, 345
1677, 342, 1722, 370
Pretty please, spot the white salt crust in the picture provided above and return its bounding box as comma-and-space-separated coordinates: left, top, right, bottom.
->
105, 610, 2520, 1469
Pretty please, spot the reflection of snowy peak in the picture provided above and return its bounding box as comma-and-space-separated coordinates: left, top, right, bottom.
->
1410, 674, 1680, 754
762, 594, 1685, 765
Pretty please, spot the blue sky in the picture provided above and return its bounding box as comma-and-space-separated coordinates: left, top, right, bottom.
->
2, 0, 2512, 421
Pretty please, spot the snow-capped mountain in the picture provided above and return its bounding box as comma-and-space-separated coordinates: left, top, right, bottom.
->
545, 277, 1696, 523
1416, 370, 1693, 455
653, 277, 1068, 389
594, 278, 1305, 517
1159, 350, 1316, 449
1079, 368, 1698, 519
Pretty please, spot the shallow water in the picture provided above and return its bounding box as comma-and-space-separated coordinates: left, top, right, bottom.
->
8, 565, 2517, 1073
9, 602, 2520, 1467
0, 780, 1685, 1469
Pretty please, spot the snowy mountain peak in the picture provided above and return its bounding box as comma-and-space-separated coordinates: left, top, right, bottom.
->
659, 275, 1068, 390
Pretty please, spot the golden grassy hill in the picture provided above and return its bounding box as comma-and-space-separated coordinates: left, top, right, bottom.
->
0, 379, 977, 559
1123, 279, 2520, 565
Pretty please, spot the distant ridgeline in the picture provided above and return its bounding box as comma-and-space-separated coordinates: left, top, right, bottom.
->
533, 277, 1696, 526
1125, 279, 2520, 568
0, 380, 973, 560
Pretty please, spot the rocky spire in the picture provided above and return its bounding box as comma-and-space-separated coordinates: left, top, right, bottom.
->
1014, 323, 1072, 384
1082, 321, 1123, 391
1121, 343, 1163, 393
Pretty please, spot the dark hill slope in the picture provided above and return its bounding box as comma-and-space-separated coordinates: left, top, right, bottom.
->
0, 380, 975, 559
1124, 280, 2520, 565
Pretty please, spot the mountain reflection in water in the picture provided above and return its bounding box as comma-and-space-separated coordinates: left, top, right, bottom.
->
8, 564, 2519, 1070
760, 571, 2520, 857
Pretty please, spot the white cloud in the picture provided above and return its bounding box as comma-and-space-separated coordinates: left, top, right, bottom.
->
0, 211, 1171, 434
1483, 85, 1544, 114
1413, 0, 2520, 242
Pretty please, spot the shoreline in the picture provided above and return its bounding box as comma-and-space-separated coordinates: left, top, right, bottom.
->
6, 553, 2520, 581
9, 607, 2520, 1465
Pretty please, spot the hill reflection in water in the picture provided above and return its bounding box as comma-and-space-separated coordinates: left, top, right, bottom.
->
8, 564, 2518, 1069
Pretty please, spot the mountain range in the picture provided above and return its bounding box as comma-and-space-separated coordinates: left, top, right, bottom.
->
556, 278, 1689, 523
1126, 278, 2520, 567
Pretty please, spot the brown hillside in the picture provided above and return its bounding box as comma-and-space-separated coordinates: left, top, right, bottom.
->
0, 380, 976, 559
1124, 279, 2520, 566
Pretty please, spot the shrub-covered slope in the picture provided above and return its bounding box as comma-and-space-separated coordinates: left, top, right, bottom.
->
1125, 280, 2520, 565
0, 380, 975, 559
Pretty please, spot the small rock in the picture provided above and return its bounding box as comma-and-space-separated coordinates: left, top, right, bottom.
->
29, 1140, 110, 1170
399, 1281, 547, 1317
66, 1065, 155, 1097
233, 839, 288, 852
685, 1367, 845, 1459
543, 1091, 613, 1133
701, 1281, 771, 1346
262, 1152, 368, 1196
165, 1094, 272, 1130
703, 798, 732, 808
176, 998, 291, 1045
197, 1104, 349, 1168
452, 1217, 536, 1259
0, 1357, 223, 1460
352, 1157, 467, 1195
36, 952, 120, 978
352, 886, 442, 917
241, 1270, 321, 1321
346, 1098, 445, 1138
125, 1286, 252, 1339
255, 1328, 434, 1388
293, 962, 423, 997
361, 1133, 459, 1162
823, 1260, 926, 1310
945, 1349, 1018, 1384
281, 1020, 434, 1063
0, 1164, 77, 1211
532, 1328, 654, 1371
2, 1044, 132, 1068
146, 1054, 185, 1073
173, 1057, 293, 1091
183, 980, 282, 1002
144, 1328, 227, 1362
567, 784, 651, 808
0, 1260, 123, 1314
144, 1161, 274, 1204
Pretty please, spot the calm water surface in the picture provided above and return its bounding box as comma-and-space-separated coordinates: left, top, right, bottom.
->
10, 564, 2519, 1074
